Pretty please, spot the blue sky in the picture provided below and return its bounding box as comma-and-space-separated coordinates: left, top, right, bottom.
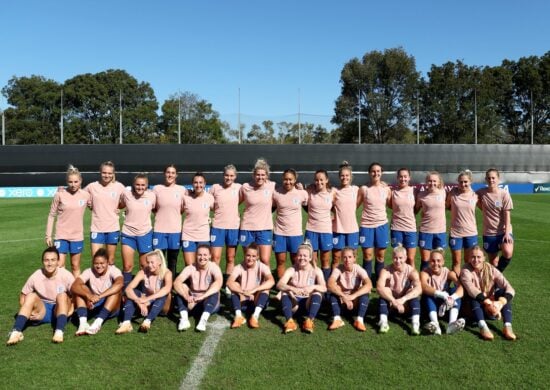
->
1, 0, 548, 131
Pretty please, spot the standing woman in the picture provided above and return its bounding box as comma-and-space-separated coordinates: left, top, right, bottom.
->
181, 172, 215, 266
332, 161, 361, 267
415, 171, 447, 270
115, 249, 173, 334
304, 169, 335, 281
272, 169, 309, 278
120, 174, 156, 285
210, 164, 242, 279
359, 162, 391, 283
239, 158, 276, 266
389, 167, 417, 268
446, 169, 478, 275
476, 168, 514, 272
460, 246, 516, 341
46, 165, 90, 277
276, 241, 326, 333
153, 164, 186, 277
85, 161, 126, 265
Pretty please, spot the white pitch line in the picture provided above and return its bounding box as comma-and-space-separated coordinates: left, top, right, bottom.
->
0, 238, 43, 244
514, 238, 550, 244
180, 317, 230, 390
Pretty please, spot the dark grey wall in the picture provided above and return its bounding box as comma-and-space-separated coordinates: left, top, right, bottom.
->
1, 144, 549, 186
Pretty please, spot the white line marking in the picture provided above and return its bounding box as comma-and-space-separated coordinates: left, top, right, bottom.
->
180, 317, 229, 390
515, 238, 550, 244
0, 238, 43, 244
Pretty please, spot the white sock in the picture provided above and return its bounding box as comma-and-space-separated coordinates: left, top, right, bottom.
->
504, 322, 512, 328
356, 316, 364, 324
91, 318, 104, 328
79, 317, 88, 326
121, 320, 131, 326
333, 315, 342, 321
412, 315, 420, 327
429, 311, 438, 323
235, 310, 242, 317
379, 314, 388, 324
253, 307, 262, 319
199, 312, 211, 323
449, 308, 459, 323
142, 319, 151, 326
478, 320, 488, 329
179, 311, 188, 321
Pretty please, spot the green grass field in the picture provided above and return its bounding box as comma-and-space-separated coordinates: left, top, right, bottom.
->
1, 196, 549, 389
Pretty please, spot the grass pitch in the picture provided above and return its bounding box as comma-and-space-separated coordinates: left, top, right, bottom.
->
1, 195, 549, 389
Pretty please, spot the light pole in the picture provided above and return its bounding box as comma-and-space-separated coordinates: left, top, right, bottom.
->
1, 107, 5, 146
178, 96, 182, 144
357, 90, 362, 144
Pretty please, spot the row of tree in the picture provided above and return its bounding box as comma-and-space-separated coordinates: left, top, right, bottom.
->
1, 48, 548, 144
334, 48, 549, 144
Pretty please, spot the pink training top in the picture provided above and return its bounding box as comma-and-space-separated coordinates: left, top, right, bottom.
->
422, 267, 450, 291
382, 263, 416, 298
449, 188, 478, 237
85, 181, 125, 233
330, 263, 369, 294
142, 270, 166, 296
121, 189, 156, 236
390, 186, 417, 232
240, 181, 276, 231
332, 185, 360, 233
153, 184, 186, 233
46, 189, 90, 241
460, 263, 515, 299
416, 188, 446, 234
78, 265, 123, 295
476, 187, 513, 236
209, 183, 242, 229
21, 267, 75, 304
181, 192, 214, 242
306, 189, 334, 234
287, 265, 318, 291
273, 187, 308, 236
360, 184, 390, 228
230, 261, 272, 292
179, 261, 223, 299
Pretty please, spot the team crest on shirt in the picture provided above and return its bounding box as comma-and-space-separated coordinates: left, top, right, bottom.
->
264, 189, 270, 197
110, 192, 117, 198
144, 200, 150, 206
495, 201, 502, 208
293, 198, 299, 205
307, 277, 315, 285
79, 199, 86, 207
56, 285, 66, 294
175, 193, 180, 199
436, 195, 442, 201
408, 193, 415, 201
206, 275, 212, 285
202, 203, 208, 208
379, 189, 387, 199
232, 189, 238, 197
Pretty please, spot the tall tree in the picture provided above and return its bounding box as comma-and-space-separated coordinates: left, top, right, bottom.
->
333, 47, 420, 143
63, 69, 158, 143
159, 91, 226, 144
1, 75, 62, 144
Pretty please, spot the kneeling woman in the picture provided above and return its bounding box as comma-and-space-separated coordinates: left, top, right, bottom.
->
276, 241, 326, 333
327, 247, 372, 332
174, 244, 223, 332
115, 250, 172, 334
377, 245, 422, 335
71, 248, 124, 335
460, 246, 516, 341
420, 248, 465, 335
7, 247, 75, 345
227, 243, 275, 329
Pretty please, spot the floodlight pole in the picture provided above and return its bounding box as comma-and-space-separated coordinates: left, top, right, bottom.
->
530, 90, 534, 144
60, 89, 64, 145
1, 108, 5, 146
474, 88, 478, 144
298, 88, 301, 144
178, 96, 182, 144
238, 88, 241, 144
119, 90, 123, 144
416, 95, 420, 144
358, 90, 361, 145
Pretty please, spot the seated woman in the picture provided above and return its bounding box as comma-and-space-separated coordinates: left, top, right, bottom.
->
227, 243, 275, 329
71, 248, 124, 335
115, 249, 172, 334
276, 241, 326, 334
460, 246, 516, 341
377, 245, 422, 335
174, 244, 223, 332
7, 247, 74, 345
420, 248, 465, 335
327, 247, 372, 332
